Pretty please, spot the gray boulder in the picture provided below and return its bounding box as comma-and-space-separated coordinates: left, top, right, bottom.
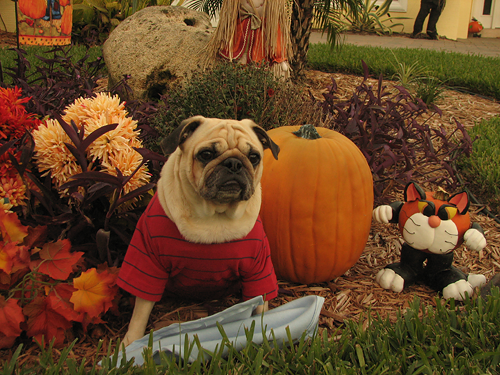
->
103, 6, 213, 100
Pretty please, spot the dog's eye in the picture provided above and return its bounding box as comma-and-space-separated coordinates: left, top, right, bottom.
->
198, 150, 215, 162
248, 153, 261, 166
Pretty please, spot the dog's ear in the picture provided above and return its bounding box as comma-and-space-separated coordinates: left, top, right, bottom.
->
251, 125, 280, 160
160, 116, 205, 156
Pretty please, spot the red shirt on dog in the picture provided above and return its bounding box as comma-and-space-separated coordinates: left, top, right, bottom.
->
118, 194, 278, 302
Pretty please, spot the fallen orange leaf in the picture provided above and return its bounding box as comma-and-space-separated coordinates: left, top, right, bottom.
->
0, 242, 29, 275
30, 239, 83, 280
97, 264, 121, 317
23, 296, 73, 347
0, 210, 28, 244
47, 283, 83, 323
80, 314, 105, 332
11, 244, 30, 274
70, 268, 118, 318
22, 225, 48, 249
0, 242, 14, 274
0, 296, 24, 349
0, 268, 29, 291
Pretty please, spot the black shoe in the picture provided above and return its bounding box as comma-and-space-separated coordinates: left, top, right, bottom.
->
427, 32, 438, 40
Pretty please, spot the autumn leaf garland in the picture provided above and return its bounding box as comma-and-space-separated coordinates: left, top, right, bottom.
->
0, 210, 120, 348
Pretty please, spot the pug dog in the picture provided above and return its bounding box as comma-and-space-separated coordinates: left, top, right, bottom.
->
117, 116, 280, 347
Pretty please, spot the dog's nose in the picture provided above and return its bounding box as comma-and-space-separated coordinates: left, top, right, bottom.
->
223, 158, 243, 173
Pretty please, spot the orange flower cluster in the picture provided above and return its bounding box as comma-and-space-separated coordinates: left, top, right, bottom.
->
0, 87, 41, 212
33, 93, 151, 202
0, 210, 120, 348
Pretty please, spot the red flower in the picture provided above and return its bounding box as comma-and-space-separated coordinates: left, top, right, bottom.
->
267, 88, 275, 97
0, 87, 40, 141
0, 87, 41, 208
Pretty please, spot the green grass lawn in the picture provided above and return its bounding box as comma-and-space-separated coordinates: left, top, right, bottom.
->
3, 291, 499, 374
308, 43, 500, 100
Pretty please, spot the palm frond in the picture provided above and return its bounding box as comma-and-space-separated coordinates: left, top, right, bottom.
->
314, 0, 362, 47
184, 0, 224, 18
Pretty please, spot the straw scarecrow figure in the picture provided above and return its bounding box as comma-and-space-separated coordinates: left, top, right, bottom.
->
203, 0, 292, 78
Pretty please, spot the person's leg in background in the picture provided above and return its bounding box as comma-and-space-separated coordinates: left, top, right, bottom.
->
412, 0, 433, 37
426, 0, 446, 39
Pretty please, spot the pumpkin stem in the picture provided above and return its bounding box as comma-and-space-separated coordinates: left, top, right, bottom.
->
292, 124, 322, 140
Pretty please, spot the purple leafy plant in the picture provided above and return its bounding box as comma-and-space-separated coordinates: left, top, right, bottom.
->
318, 61, 472, 203
1, 47, 105, 118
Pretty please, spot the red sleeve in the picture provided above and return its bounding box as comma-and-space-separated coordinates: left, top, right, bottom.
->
117, 211, 169, 302
240, 233, 278, 301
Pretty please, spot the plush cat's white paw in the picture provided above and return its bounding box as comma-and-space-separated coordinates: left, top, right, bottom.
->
442, 279, 473, 301
376, 268, 404, 292
463, 228, 486, 251
467, 274, 487, 289
373, 205, 393, 223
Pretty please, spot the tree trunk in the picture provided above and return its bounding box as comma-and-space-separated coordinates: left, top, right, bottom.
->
290, 0, 315, 80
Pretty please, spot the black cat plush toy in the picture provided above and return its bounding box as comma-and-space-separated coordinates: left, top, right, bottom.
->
373, 182, 487, 301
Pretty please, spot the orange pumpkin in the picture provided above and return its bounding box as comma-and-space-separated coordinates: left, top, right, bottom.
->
468, 21, 483, 34
18, 0, 46, 20
60, 0, 71, 6
260, 125, 374, 284
61, 6, 73, 35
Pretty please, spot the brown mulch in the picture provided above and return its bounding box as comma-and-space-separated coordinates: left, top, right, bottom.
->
1, 38, 500, 367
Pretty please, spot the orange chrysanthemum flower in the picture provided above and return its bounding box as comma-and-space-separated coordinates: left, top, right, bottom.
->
86, 115, 141, 164
101, 148, 151, 196
0, 175, 27, 207
0, 198, 14, 213
32, 119, 82, 189
33, 94, 151, 200
63, 93, 126, 130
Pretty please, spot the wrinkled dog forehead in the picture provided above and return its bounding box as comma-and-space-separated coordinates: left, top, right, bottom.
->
191, 119, 263, 152
161, 115, 279, 161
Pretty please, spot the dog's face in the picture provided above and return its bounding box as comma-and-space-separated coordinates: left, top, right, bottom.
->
161, 116, 279, 206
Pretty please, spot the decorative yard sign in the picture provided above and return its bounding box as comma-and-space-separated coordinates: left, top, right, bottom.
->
16, 0, 72, 46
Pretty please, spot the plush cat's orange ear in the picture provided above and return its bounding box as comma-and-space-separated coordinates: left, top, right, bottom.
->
404, 182, 426, 202
449, 191, 470, 214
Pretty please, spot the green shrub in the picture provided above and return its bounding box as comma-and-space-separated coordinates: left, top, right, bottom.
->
390, 53, 446, 106
414, 76, 447, 106
390, 57, 428, 89
457, 116, 500, 215
147, 62, 325, 154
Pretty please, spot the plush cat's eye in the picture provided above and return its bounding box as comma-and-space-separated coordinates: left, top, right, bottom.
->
418, 200, 435, 217
437, 205, 458, 220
